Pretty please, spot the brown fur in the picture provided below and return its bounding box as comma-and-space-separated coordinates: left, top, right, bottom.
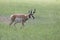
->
9, 14, 31, 26
9, 9, 36, 26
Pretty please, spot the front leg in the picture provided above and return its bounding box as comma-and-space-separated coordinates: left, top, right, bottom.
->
20, 21, 25, 29
22, 21, 24, 26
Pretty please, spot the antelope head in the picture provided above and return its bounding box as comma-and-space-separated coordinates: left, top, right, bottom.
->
28, 9, 36, 19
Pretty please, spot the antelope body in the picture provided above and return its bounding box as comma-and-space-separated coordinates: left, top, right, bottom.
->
9, 9, 36, 26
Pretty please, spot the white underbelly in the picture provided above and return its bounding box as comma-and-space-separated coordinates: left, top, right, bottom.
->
14, 18, 22, 23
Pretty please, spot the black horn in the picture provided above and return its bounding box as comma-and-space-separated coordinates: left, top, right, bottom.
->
33, 9, 36, 14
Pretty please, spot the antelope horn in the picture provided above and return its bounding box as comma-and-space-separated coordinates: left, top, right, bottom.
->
33, 9, 36, 14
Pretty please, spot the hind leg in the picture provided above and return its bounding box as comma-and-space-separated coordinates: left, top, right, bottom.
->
13, 22, 17, 26
9, 20, 14, 26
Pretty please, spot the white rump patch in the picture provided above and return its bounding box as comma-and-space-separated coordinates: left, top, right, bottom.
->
10, 15, 13, 18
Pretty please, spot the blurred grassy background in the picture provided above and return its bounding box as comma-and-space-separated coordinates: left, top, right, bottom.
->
0, 0, 60, 40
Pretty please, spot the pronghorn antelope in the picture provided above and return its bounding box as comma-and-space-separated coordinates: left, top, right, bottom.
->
9, 9, 36, 26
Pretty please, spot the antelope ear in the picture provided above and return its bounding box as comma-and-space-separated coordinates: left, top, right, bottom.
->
28, 9, 33, 14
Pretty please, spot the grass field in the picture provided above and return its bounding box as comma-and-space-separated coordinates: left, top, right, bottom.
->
0, 0, 60, 40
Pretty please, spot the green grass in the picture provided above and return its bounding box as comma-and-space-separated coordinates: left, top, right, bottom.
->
0, 0, 60, 40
